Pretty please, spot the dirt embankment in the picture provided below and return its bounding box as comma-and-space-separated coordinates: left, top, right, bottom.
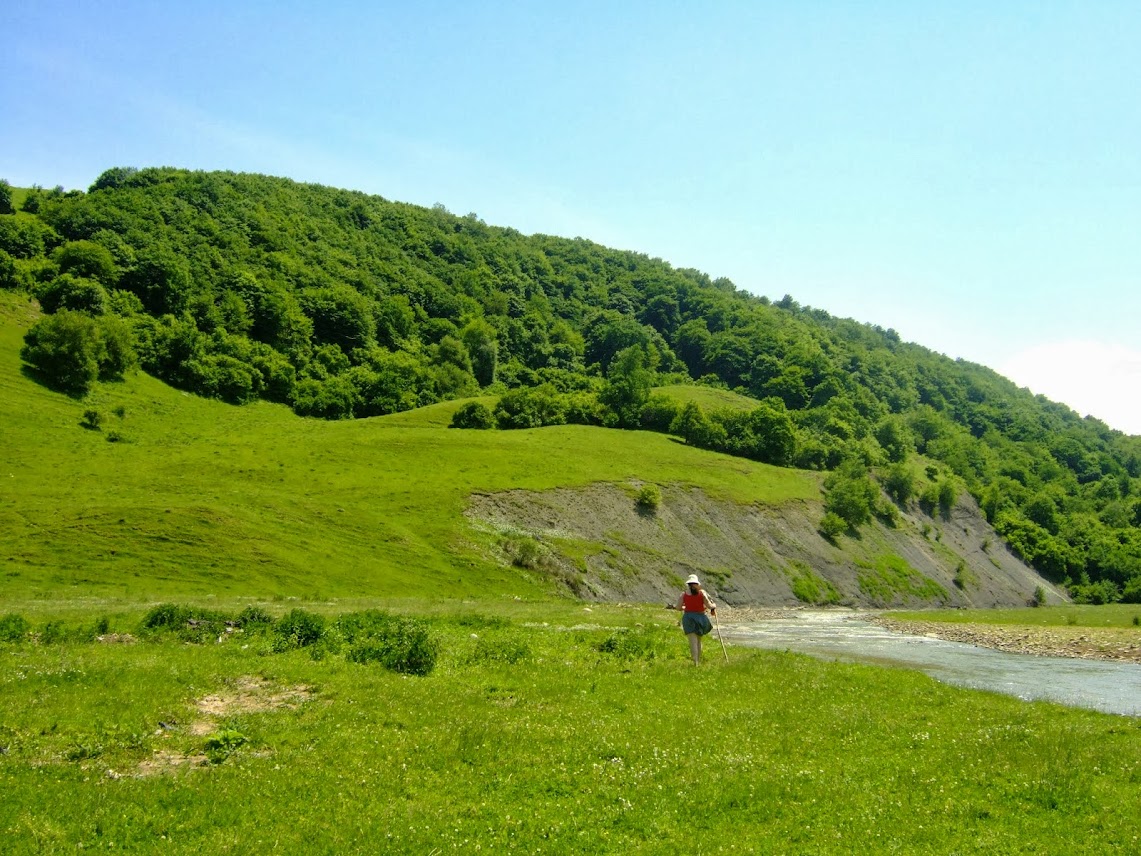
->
871, 617, 1141, 664
466, 481, 1064, 610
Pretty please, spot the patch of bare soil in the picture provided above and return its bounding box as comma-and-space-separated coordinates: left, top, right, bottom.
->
134, 750, 209, 776
194, 675, 313, 719
872, 617, 1141, 664
133, 676, 312, 778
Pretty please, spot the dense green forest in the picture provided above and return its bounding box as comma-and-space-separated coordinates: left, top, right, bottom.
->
2, 168, 1139, 603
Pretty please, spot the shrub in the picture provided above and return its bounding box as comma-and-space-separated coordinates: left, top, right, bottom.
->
40, 620, 77, 644
450, 401, 496, 429
346, 617, 437, 675
823, 461, 879, 530
1032, 585, 1047, 607
141, 603, 194, 631
139, 603, 231, 643
953, 561, 978, 590
495, 385, 566, 429
273, 608, 326, 649
881, 463, 915, 504
503, 534, 552, 570
0, 249, 21, 291
1068, 579, 1120, 605
818, 512, 847, 540
36, 274, 109, 316
236, 605, 274, 630
635, 484, 661, 512
638, 394, 681, 433
0, 613, 30, 643
204, 729, 248, 764
80, 408, 103, 430
21, 310, 102, 394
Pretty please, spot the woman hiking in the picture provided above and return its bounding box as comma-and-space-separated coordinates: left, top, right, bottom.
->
677, 574, 717, 665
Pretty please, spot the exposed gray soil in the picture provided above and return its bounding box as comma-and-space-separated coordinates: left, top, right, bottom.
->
466, 482, 1063, 609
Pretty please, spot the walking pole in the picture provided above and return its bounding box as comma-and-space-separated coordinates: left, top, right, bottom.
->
714, 608, 729, 663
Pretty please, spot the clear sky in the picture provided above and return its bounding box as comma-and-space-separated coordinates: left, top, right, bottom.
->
3, 1, 1139, 434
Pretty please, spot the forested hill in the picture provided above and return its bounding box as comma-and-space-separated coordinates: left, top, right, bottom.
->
1, 168, 1139, 603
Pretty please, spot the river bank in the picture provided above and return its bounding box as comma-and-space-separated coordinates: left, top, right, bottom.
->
869, 616, 1141, 664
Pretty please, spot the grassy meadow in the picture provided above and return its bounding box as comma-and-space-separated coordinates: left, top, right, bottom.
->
3, 292, 1141, 853
2, 599, 1140, 854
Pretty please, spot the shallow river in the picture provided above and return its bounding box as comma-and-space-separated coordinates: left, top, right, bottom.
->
720, 611, 1141, 717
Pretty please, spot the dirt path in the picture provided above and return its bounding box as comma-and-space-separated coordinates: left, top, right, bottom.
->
870, 617, 1141, 664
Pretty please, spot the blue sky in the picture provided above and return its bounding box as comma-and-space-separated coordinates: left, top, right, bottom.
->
3, 1, 1139, 434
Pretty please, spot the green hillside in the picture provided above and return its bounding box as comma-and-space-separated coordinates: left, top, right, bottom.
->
0, 292, 816, 601
2, 168, 1140, 604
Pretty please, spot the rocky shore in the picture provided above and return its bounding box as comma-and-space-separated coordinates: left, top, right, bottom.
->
870, 616, 1141, 664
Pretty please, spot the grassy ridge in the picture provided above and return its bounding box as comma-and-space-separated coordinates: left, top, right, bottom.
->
0, 293, 816, 601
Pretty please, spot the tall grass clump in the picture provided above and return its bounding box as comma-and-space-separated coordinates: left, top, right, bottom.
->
0, 613, 30, 643
339, 610, 438, 675
273, 608, 326, 651
139, 603, 231, 643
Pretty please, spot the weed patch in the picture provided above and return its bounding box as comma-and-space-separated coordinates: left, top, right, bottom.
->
787, 560, 842, 605
858, 554, 949, 605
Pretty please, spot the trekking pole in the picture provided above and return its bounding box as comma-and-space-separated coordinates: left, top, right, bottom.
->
714, 609, 729, 662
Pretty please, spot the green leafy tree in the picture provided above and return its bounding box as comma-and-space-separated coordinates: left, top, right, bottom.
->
461, 318, 498, 386
301, 285, 376, 354
881, 462, 916, 504
495, 385, 566, 429
0, 249, 20, 291
20, 310, 102, 394
599, 345, 656, 428
450, 401, 496, 429
123, 249, 193, 315
874, 415, 913, 463
0, 179, 13, 215
35, 274, 108, 315
53, 240, 118, 284
824, 460, 880, 530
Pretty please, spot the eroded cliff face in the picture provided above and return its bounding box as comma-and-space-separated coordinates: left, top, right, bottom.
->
466, 482, 1064, 608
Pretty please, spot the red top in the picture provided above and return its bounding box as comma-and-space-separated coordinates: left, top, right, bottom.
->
682, 592, 707, 613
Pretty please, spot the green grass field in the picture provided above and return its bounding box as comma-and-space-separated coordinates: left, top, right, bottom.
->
2, 599, 1139, 854
3, 292, 1140, 853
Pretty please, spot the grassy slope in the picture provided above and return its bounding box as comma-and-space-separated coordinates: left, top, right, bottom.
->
654, 383, 761, 412
0, 293, 815, 602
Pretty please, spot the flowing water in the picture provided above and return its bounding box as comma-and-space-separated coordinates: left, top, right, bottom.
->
720, 611, 1141, 717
